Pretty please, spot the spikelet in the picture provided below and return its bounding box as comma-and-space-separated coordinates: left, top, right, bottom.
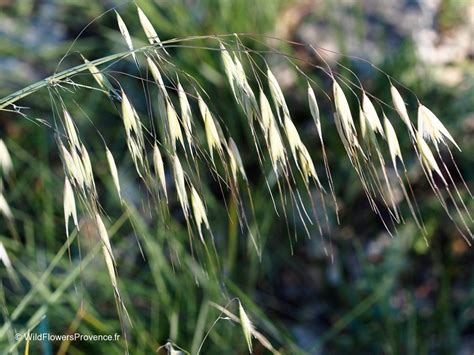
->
259, 89, 274, 136
106, 147, 122, 202
60, 143, 84, 190
362, 93, 384, 137
115, 11, 137, 65
82, 55, 113, 93
136, 6, 167, 53
80, 144, 94, 190
121, 90, 139, 134
0, 242, 12, 269
103, 244, 117, 288
416, 132, 446, 184
390, 85, 413, 134
198, 95, 222, 161
298, 143, 321, 186
267, 67, 289, 118
96, 214, 117, 289
63, 110, 80, 150
0, 193, 13, 220
63, 177, 78, 238
153, 143, 167, 200
166, 101, 184, 151
96, 213, 115, 264
359, 107, 367, 139
220, 43, 237, 96
227, 138, 247, 182
147, 58, 167, 95
383, 115, 403, 169
307, 84, 321, 136
0, 139, 13, 176
333, 81, 356, 141
417, 104, 460, 151
239, 301, 254, 354
268, 121, 286, 174
173, 155, 188, 216
190, 186, 210, 241
283, 115, 302, 162
177, 82, 193, 148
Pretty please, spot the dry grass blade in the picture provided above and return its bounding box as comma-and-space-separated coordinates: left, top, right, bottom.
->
63, 177, 78, 238
0, 139, 13, 176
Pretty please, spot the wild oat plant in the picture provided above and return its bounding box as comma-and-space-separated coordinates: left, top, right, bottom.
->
0, 5, 472, 354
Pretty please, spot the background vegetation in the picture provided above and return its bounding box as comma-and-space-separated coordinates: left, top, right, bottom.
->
0, 0, 473, 354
